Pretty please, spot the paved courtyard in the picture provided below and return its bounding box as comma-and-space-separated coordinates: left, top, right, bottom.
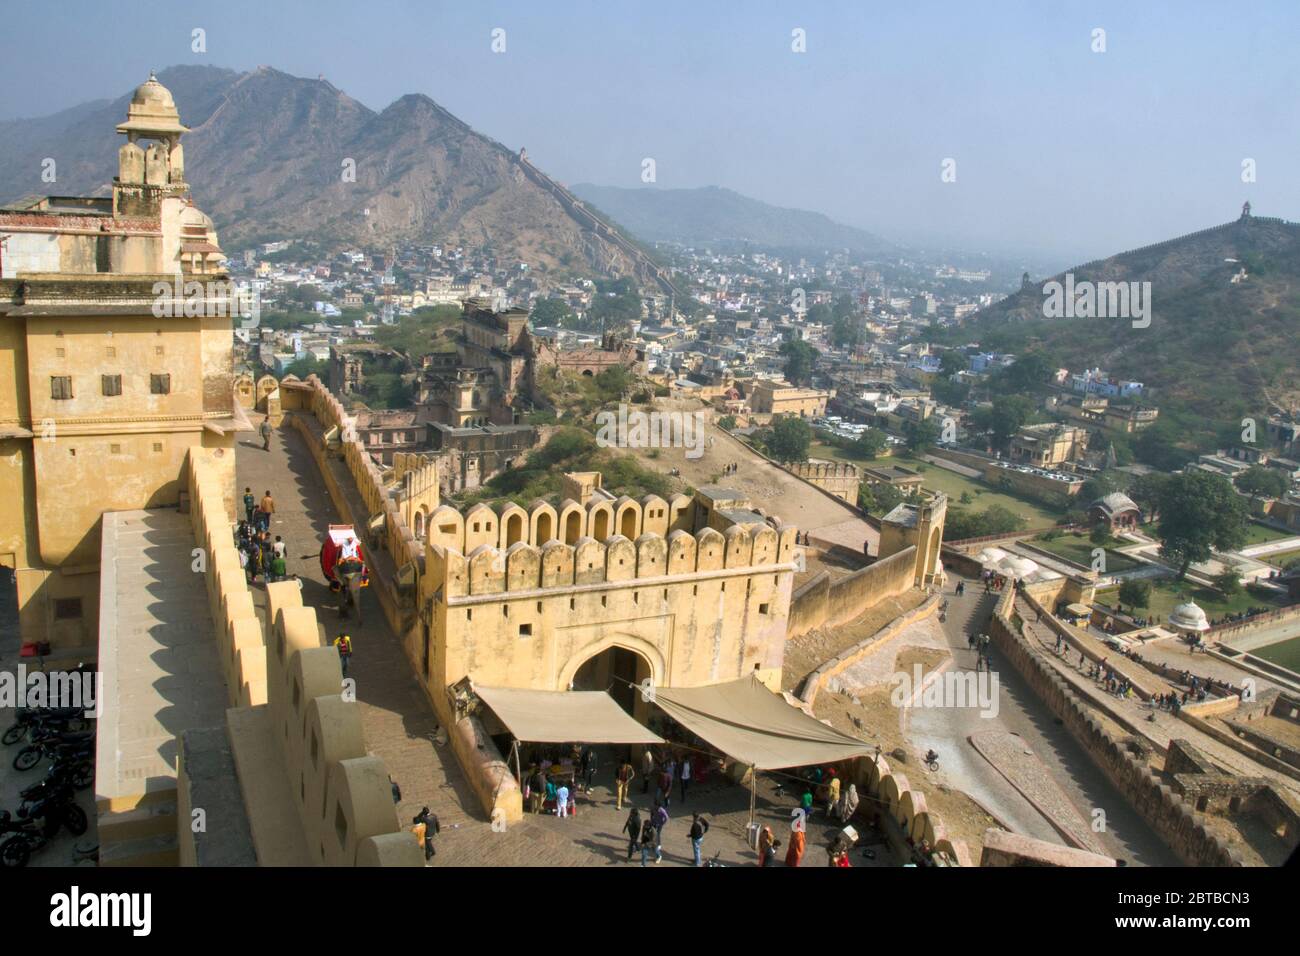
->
246, 415, 885, 867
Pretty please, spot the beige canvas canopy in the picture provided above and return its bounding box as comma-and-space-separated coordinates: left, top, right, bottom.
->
474, 685, 663, 745
652, 675, 871, 770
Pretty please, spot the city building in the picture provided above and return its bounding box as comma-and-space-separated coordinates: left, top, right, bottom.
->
748, 379, 831, 418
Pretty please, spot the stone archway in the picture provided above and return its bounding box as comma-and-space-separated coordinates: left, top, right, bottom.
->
560, 637, 665, 721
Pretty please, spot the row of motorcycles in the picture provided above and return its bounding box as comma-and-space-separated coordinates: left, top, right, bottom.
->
1, 704, 96, 867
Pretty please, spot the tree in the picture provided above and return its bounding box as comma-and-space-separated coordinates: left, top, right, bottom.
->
779, 339, 819, 386
529, 297, 573, 327
1155, 471, 1249, 579
1127, 472, 1168, 522
903, 417, 941, 453
1236, 465, 1288, 499
1117, 580, 1151, 614
717, 415, 737, 432
1214, 568, 1242, 594
944, 505, 1026, 541
973, 395, 1034, 446
939, 350, 969, 376
829, 296, 864, 350
283, 355, 325, 380
998, 349, 1055, 392
859, 481, 906, 515
1135, 421, 1192, 471
851, 428, 888, 459
766, 415, 813, 463
1089, 524, 1110, 546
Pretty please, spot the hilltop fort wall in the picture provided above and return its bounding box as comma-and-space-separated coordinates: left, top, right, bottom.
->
987, 587, 1240, 866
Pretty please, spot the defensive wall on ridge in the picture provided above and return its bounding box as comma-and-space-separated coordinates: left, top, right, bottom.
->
987, 586, 1241, 866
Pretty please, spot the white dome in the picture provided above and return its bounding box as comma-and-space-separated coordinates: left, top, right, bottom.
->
999, 556, 1039, 577
1169, 601, 1210, 632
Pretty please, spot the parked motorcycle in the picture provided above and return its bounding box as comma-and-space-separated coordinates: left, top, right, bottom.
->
12, 730, 95, 772
2, 707, 90, 746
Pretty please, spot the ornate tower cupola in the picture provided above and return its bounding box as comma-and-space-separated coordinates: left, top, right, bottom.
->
113, 72, 191, 216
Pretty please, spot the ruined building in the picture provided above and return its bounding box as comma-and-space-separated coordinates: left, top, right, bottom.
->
417, 297, 647, 428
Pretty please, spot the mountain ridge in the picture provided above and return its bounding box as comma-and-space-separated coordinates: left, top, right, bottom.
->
962, 213, 1300, 429
0, 65, 668, 287
569, 182, 889, 254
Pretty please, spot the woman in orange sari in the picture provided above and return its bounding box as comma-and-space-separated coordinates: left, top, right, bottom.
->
784, 827, 806, 867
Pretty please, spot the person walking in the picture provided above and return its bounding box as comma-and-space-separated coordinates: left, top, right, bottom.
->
528, 768, 546, 814
260, 417, 273, 451
615, 759, 635, 810
838, 783, 860, 823
258, 490, 275, 532
758, 825, 778, 867
641, 747, 655, 794
651, 803, 669, 863
622, 806, 642, 862
270, 551, 287, 583
688, 813, 710, 867
412, 806, 439, 862
657, 768, 672, 808
333, 633, 353, 677
581, 748, 597, 794
639, 817, 658, 867
826, 774, 841, 818
784, 826, 806, 867
679, 756, 692, 803
243, 487, 256, 525
556, 781, 570, 818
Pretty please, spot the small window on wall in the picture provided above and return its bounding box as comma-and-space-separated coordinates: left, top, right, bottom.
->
50, 376, 73, 400
150, 373, 171, 395
759, 603, 771, 615
518, 624, 532, 637
152, 443, 163, 453
53, 598, 82, 620
102, 375, 122, 397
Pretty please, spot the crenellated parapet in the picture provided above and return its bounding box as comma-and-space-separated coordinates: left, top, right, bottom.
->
424, 520, 797, 602
787, 461, 860, 480
426, 488, 705, 556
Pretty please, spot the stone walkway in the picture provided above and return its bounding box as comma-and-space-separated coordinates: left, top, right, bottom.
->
906, 576, 1181, 865
1017, 599, 1300, 798
237, 416, 480, 832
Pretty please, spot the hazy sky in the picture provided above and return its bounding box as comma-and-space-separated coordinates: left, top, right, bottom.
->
3, 0, 1297, 264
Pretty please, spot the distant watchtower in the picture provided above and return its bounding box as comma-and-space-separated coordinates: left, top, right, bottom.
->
1241, 201, 1252, 220
1020, 271, 1033, 291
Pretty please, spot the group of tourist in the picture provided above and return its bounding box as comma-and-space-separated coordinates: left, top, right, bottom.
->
721, 461, 740, 476
1210, 607, 1272, 627
968, 631, 993, 671
1089, 659, 1135, 699
236, 487, 289, 585
522, 744, 602, 818
980, 569, 1011, 593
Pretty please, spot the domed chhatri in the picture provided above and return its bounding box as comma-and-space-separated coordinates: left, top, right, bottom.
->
1169, 600, 1210, 634
117, 71, 189, 135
